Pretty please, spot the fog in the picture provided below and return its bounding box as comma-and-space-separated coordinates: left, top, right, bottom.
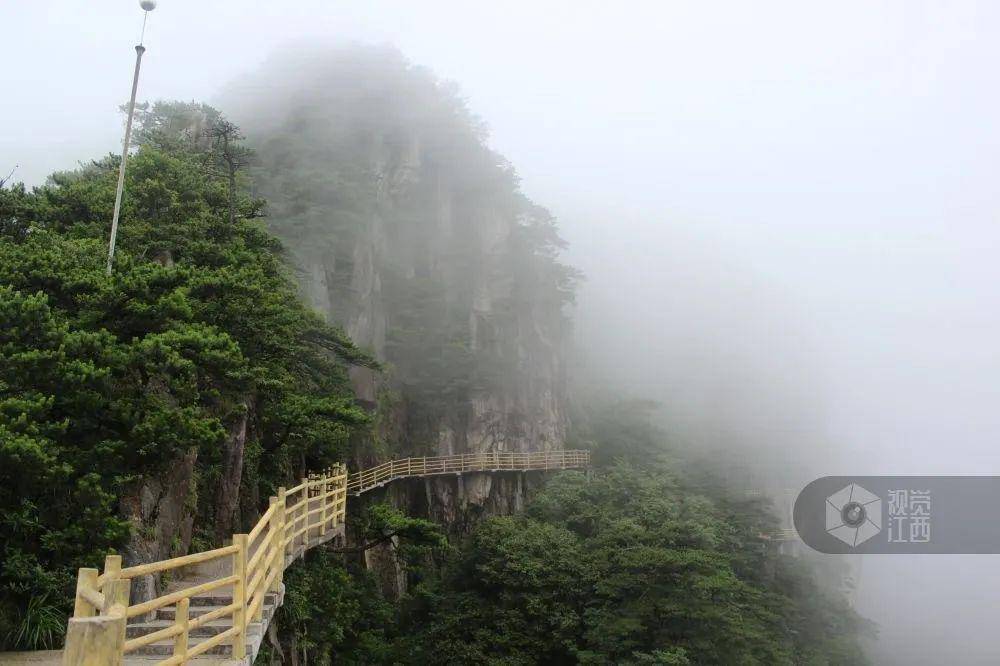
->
5, 1, 1000, 663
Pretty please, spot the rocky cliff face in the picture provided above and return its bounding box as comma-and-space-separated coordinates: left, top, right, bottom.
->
228, 47, 576, 531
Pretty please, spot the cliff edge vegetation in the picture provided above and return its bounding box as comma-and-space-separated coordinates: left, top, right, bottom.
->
0, 119, 371, 650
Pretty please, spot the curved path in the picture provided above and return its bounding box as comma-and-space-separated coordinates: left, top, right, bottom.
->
348, 449, 591, 494
52, 450, 591, 664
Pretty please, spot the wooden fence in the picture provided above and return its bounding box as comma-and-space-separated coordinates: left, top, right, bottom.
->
59, 450, 591, 664
346, 449, 591, 495
62, 464, 347, 665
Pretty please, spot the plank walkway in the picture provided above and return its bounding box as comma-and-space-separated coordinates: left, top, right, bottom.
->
347, 449, 591, 495
15, 450, 590, 665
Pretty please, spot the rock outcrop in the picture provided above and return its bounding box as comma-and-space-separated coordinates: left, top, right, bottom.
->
228, 46, 575, 531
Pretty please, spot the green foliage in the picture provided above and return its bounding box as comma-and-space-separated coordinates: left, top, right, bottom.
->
399, 516, 587, 665
3, 594, 66, 651
0, 111, 372, 648
384, 404, 871, 666
241, 47, 579, 450
270, 505, 445, 666
0, 78, 866, 666
268, 549, 395, 666
255, 401, 868, 666
359, 504, 447, 565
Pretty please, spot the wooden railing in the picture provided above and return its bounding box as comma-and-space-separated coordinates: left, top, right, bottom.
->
346, 449, 591, 495
773, 528, 799, 542
60, 450, 591, 664
63, 464, 347, 665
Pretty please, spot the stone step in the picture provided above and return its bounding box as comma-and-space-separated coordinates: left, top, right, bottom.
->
155, 604, 228, 621
122, 572, 287, 662
153, 594, 277, 619
129, 638, 240, 657
153, 590, 234, 607
121, 654, 236, 666
131, 604, 276, 638
128, 622, 263, 657
127, 619, 242, 639
125, 579, 279, 663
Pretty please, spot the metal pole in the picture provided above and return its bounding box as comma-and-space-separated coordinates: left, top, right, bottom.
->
106, 43, 146, 275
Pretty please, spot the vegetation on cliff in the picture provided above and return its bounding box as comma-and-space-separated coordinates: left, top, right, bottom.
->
0, 122, 371, 649
0, 49, 867, 664
228, 47, 579, 460
264, 401, 870, 665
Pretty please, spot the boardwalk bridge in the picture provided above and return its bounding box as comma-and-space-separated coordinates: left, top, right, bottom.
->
56, 449, 591, 665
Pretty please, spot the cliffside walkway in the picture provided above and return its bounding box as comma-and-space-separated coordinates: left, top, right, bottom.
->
347, 449, 592, 495
54, 450, 590, 665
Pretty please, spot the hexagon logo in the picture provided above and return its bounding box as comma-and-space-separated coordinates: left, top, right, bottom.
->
826, 483, 882, 547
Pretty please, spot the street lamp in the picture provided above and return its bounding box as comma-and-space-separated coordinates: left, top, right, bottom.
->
106, 0, 157, 275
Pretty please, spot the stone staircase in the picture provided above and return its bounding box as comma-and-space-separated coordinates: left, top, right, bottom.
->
121, 523, 343, 665
120, 587, 282, 664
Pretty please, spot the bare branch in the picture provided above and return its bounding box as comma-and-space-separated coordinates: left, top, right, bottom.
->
320, 530, 404, 554
0, 164, 18, 189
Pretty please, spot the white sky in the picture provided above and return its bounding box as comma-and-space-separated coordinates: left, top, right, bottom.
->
4, 1, 1000, 662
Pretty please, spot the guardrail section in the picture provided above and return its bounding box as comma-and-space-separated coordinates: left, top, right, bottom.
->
346, 449, 591, 495
63, 464, 347, 665
60, 450, 590, 664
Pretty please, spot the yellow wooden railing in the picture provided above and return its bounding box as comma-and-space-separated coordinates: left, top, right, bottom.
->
772, 528, 799, 542
60, 450, 591, 664
63, 464, 347, 665
347, 449, 591, 495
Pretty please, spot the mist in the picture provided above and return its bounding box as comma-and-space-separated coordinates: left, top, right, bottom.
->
5, 1, 1000, 663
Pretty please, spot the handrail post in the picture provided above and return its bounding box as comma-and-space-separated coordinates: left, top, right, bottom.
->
336, 466, 343, 524
327, 465, 340, 530
173, 597, 189, 661
320, 473, 328, 537
333, 467, 339, 525
63, 578, 129, 666
267, 495, 280, 595
334, 467, 342, 526
340, 465, 347, 524
330, 465, 347, 529
232, 534, 248, 659
330, 465, 346, 530
103, 554, 122, 584
72, 568, 99, 619
275, 487, 287, 585
253, 516, 267, 623
106, 578, 130, 663
299, 477, 309, 552
305, 475, 314, 548
64, 576, 128, 666
334, 466, 340, 525
335, 467, 341, 525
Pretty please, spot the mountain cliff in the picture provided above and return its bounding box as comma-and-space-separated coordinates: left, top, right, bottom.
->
0, 46, 871, 664
225, 47, 578, 529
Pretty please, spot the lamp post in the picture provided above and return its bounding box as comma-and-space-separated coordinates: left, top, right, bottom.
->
106, 0, 157, 276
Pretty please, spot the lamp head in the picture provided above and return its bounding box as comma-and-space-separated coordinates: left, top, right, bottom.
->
140, 0, 157, 11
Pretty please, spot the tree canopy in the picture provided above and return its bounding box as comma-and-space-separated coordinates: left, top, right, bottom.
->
263, 402, 872, 665
0, 114, 372, 649
0, 91, 870, 665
